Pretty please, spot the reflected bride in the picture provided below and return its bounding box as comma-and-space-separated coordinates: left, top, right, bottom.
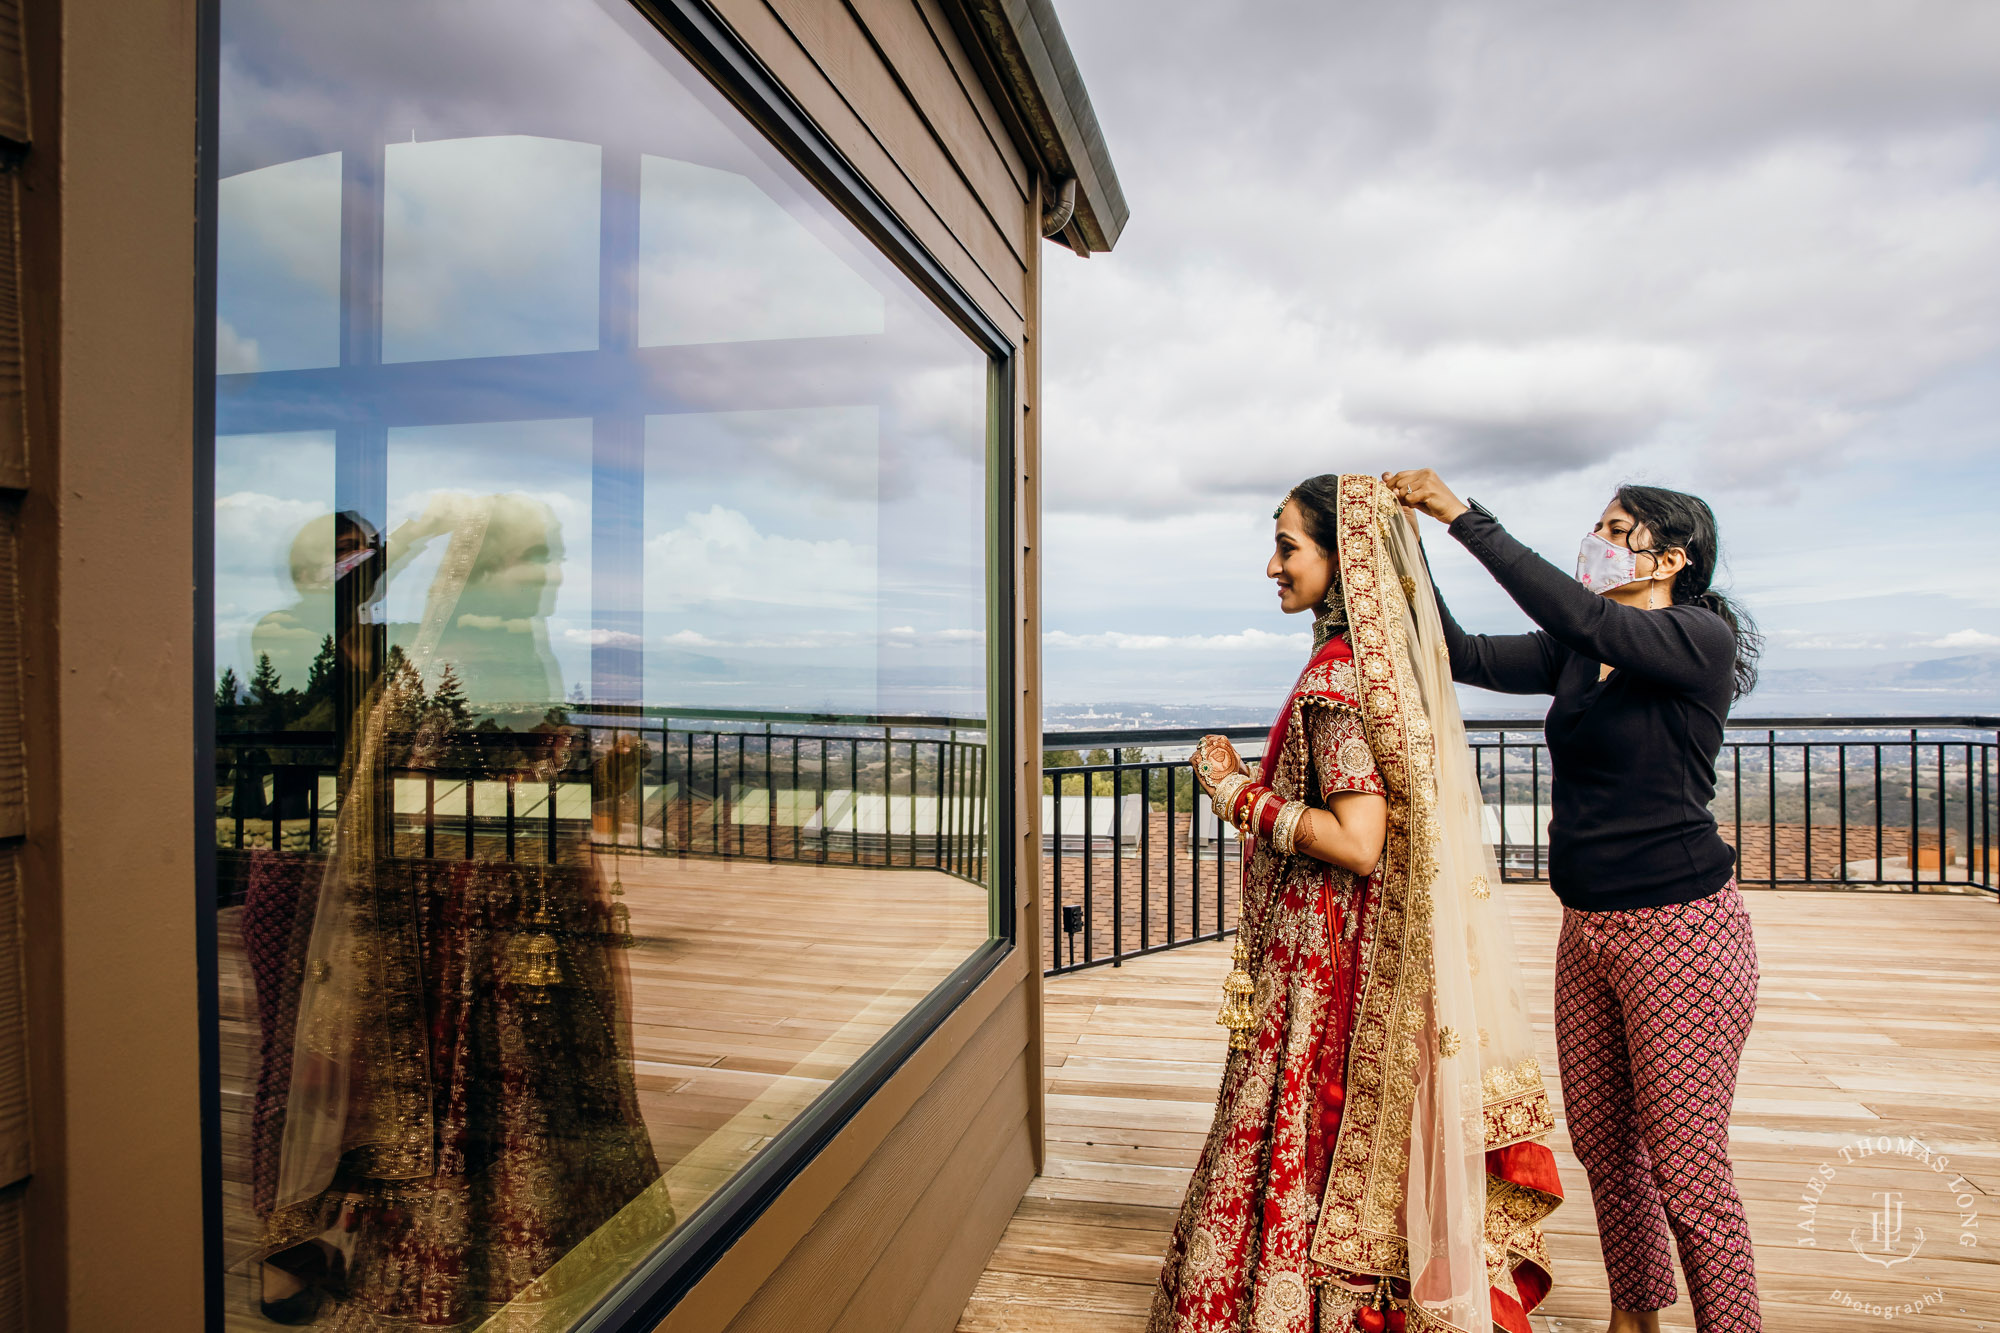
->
1152, 474, 1562, 1333
252, 505, 670, 1330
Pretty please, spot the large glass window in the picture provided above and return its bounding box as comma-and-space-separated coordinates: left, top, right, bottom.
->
207, 1, 1002, 1325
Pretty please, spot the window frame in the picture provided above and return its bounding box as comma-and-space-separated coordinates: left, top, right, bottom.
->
191, 0, 1022, 1325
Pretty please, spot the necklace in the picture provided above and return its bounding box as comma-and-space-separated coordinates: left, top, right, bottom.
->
1312, 601, 1347, 651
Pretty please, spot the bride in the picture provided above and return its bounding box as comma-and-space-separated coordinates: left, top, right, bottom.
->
1152, 474, 1562, 1333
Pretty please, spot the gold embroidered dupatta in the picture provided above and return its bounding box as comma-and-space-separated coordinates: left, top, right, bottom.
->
264, 503, 499, 1244
1308, 475, 1559, 1332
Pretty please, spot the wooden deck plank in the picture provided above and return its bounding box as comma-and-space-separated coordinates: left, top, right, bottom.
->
958, 885, 2000, 1333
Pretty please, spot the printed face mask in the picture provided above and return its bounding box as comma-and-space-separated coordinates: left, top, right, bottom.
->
1574, 531, 1648, 592
333, 547, 376, 580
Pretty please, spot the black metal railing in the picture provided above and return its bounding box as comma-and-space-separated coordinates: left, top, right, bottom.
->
213, 708, 990, 900
1042, 715, 2000, 976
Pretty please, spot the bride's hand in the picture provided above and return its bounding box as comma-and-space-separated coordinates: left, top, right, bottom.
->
1191, 735, 1247, 795
1381, 469, 1469, 525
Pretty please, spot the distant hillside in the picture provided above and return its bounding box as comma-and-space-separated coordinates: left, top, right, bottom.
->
1740, 652, 2000, 717
1044, 654, 2000, 734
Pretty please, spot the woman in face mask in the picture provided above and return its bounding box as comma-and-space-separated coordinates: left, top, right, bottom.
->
1380, 469, 1764, 1333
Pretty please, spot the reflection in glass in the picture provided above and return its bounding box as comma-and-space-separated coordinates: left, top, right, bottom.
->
217, 156, 342, 374
211, 1, 996, 1327
637, 156, 884, 346
383, 137, 603, 364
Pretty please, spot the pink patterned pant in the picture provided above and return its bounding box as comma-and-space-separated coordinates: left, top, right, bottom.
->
1554, 882, 1761, 1331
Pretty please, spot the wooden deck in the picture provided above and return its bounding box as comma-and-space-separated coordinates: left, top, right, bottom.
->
958, 886, 2000, 1332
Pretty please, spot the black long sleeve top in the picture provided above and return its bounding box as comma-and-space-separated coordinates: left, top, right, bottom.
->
1437, 505, 1739, 911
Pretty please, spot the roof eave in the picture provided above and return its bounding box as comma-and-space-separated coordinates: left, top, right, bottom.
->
941, 0, 1128, 254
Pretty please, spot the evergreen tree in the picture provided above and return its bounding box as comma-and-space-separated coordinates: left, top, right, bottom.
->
248, 652, 284, 707
305, 634, 336, 702
215, 666, 241, 709
384, 644, 428, 732
428, 661, 471, 728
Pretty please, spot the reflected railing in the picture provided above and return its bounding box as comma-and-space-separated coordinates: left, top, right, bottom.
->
1042, 715, 2000, 977
213, 707, 991, 904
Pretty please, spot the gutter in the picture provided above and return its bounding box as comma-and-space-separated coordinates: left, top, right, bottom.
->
940, 0, 1128, 255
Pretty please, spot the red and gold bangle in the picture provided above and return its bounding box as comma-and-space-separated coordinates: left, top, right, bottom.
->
1244, 789, 1282, 840
1271, 800, 1308, 856
1227, 783, 1286, 844
1228, 782, 1261, 833
1209, 773, 1253, 822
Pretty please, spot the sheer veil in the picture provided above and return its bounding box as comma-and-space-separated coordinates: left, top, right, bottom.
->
1308, 476, 1556, 1331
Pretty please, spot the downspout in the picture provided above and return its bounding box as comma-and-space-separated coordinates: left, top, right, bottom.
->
1040, 176, 1080, 251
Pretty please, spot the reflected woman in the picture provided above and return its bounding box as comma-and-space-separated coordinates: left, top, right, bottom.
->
252, 502, 670, 1329
1153, 474, 1562, 1333
1383, 470, 1763, 1333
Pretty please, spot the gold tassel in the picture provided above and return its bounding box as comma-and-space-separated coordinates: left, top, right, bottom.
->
606, 852, 634, 948
508, 895, 563, 996
1215, 940, 1256, 1052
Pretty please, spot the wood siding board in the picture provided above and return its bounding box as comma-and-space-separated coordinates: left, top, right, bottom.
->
1018, 178, 1044, 1173
820, 1057, 1030, 1333
0, 177, 24, 491
908, 0, 1029, 196
717, 999, 1029, 1332
656, 956, 1029, 1333
840, 0, 1028, 255
0, 0, 24, 145
702, 0, 1024, 332
0, 849, 24, 1189
892, 1118, 1035, 1333
749, 0, 1027, 315
0, 1184, 21, 1332
22, 0, 204, 1325
0, 505, 19, 839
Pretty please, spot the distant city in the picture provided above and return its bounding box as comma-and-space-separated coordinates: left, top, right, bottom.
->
1043, 652, 2000, 734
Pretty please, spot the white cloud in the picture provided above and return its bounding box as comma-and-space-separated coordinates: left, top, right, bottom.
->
1929, 628, 2000, 650
645, 505, 874, 611
216, 318, 261, 376
561, 627, 640, 647
1030, 0, 2000, 706
1045, 628, 1312, 654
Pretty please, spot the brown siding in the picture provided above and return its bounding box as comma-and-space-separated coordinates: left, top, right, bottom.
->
706, 0, 1030, 334
0, 1185, 21, 1331
1017, 176, 1045, 1175
0, 0, 28, 1323
721, 1016, 1032, 1332
18, 0, 205, 1329
0, 846, 24, 1192
0, 177, 24, 493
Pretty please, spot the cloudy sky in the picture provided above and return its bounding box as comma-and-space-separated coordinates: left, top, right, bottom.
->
1037, 0, 2000, 710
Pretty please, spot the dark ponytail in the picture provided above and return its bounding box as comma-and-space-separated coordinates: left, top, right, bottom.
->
1614, 484, 1762, 701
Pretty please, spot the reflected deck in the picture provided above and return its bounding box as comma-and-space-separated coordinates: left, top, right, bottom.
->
217, 855, 989, 1327
958, 887, 2000, 1333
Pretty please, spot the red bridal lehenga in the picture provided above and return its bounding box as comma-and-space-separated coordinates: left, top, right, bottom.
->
1150, 475, 1563, 1333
